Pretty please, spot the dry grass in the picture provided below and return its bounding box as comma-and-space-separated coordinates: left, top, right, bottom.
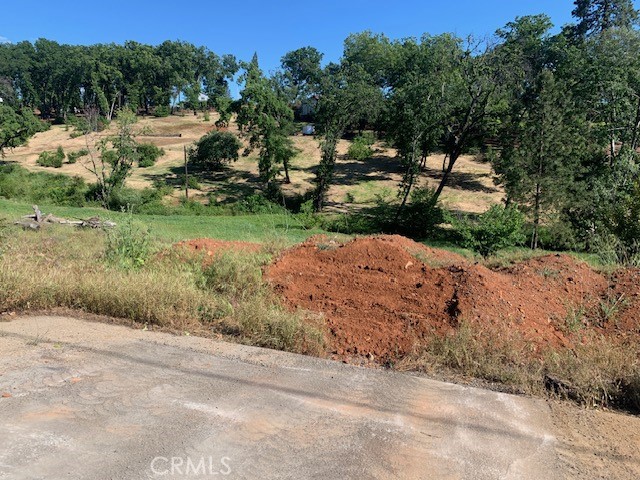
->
0, 225, 325, 356
5, 114, 504, 214
398, 320, 640, 412
2, 222, 637, 411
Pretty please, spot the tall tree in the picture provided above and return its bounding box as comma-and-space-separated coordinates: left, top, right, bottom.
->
431, 38, 504, 203
83, 108, 140, 208
494, 70, 587, 249
280, 46, 323, 101
384, 34, 460, 222
236, 55, 297, 189
572, 0, 639, 38
0, 105, 47, 155
313, 63, 383, 211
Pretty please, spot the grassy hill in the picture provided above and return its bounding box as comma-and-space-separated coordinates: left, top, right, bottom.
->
4, 113, 504, 214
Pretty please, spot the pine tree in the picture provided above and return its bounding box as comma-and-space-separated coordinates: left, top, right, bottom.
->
494, 70, 587, 249
572, 0, 639, 38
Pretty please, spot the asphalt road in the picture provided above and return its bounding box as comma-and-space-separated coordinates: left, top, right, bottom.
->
0, 316, 560, 479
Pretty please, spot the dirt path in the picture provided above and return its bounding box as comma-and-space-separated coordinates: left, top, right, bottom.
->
549, 402, 640, 479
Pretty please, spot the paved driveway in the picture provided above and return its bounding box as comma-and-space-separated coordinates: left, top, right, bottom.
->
0, 316, 559, 479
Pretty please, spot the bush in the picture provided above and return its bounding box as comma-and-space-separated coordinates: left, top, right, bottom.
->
297, 200, 321, 229
189, 130, 241, 169
347, 132, 375, 161
67, 115, 91, 136
105, 214, 152, 269
154, 105, 170, 117
400, 187, 445, 237
0, 164, 87, 206
452, 205, 525, 257
235, 194, 287, 215
179, 175, 202, 191
606, 180, 640, 265
67, 148, 89, 164
37, 147, 65, 168
136, 143, 165, 167
105, 186, 172, 213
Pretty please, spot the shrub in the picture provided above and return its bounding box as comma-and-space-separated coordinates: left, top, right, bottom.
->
606, 180, 640, 265
154, 105, 170, 117
179, 175, 202, 191
37, 147, 65, 168
136, 143, 165, 167
452, 205, 525, 257
67, 148, 89, 164
67, 115, 91, 136
347, 132, 375, 161
105, 214, 152, 269
235, 194, 287, 215
400, 187, 445, 237
0, 164, 87, 206
297, 200, 321, 229
92, 185, 170, 213
189, 130, 241, 169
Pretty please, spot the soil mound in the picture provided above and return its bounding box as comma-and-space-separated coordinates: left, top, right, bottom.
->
605, 269, 640, 334
453, 255, 608, 349
266, 235, 612, 361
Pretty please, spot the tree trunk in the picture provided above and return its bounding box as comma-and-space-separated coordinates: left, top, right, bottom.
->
432, 149, 460, 203
631, 96, 640, 151
109, 96, 117, 121
283, 158, 291, 184
532, 181, 541, 250
532, 123, 545, 250
395, 140, 422, 225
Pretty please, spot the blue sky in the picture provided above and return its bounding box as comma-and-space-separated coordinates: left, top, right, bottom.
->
0, 1, 615, 78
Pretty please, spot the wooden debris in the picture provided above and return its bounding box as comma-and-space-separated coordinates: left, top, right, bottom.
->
15, 205, 116, 230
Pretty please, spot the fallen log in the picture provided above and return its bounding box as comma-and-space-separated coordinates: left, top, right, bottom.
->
15, 205, 116, 230
136, 133, 182, 138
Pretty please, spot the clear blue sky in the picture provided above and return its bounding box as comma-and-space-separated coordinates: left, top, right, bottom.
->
0, 1, 619, 78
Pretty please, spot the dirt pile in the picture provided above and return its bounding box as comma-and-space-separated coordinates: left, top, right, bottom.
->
266, 235, 619, 361
604, 269, 640, 334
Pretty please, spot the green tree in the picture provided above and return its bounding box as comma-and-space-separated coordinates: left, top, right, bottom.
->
384, 34, 461, 223
83, 108, 139, 208
495, 70, 587, 249
236, 54, 297, 189
280, 46, 323, 101
572, 0, 639, 38
312, 63, 383, 211
0, 105, 47, 155
432, 39, 504, 203
189, 130, 241, 169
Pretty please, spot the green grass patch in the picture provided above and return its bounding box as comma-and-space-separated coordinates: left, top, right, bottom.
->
0, 198, 325, 244
0, 164, 87, 206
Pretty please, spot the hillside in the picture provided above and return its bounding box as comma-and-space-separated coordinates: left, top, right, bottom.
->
4, 113, 504, 214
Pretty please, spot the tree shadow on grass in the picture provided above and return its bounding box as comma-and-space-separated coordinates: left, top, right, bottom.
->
422, 165, 499, 194
301, 154, 401, 186
140, 163, 262, 205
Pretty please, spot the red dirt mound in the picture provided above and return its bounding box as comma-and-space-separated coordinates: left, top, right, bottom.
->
453, 255, 608, 349
174, 239, 261, 264
266, 235, 612, 362
604, 269, 640, 334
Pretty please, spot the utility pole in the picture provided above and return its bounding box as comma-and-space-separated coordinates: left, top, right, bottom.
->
184, 145, 189, 200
